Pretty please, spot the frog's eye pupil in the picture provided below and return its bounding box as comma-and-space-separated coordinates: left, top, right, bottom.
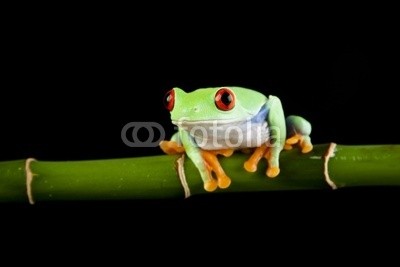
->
164, 89, 175, 111
215, 88, 235, 111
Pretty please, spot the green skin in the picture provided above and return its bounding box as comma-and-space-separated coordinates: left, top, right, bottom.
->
165, 87, 312, 190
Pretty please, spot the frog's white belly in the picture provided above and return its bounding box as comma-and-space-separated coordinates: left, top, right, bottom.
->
186, 120, 270, 150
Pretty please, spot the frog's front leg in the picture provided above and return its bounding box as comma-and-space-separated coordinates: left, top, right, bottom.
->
244, 96, 285, 178
284, 115, 313, 153
179, 130, 233, 192
201, 149, 234, 189
187, 148, 234, 191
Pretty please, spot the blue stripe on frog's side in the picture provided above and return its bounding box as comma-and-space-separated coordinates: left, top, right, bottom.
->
251, 105, 268, 124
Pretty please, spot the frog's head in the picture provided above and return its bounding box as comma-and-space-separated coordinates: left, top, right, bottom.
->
164, 87, 267, 126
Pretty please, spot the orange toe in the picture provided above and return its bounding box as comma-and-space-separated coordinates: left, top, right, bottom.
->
284, 144, 293, 150
218, 176, 231, 189
266, 166, 280, 178
301, 144, 313, 153
244, 160, 257, 172
286, 134, 301, 145
204, 179, 218, 192
220, 149, 234, 157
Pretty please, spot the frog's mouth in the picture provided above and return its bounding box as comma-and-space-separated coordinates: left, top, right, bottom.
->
171, 118, 248, 127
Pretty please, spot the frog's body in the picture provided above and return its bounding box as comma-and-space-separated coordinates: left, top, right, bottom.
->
160, 87, 312, 192
178, 105, 270, 150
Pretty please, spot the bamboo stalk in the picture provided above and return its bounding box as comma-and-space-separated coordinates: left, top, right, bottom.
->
0, 144, 399, 204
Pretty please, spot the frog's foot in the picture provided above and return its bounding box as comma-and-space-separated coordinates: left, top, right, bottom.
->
159, 140, 185, 154
244, 144, 267, 172
264, 149, 280, 178
244, 144, 280, 178
201, 149, 233, 189
285, 134, 313, 153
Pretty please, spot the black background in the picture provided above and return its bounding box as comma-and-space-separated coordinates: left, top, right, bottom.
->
3, 26, 398, 159
1, 9, 399, 233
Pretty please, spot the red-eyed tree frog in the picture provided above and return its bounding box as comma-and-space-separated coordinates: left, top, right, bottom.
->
160, 87, 313, 192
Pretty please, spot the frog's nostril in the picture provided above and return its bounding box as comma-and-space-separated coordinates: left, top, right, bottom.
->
193, 107, 199, 112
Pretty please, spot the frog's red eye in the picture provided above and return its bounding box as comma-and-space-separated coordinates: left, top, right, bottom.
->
164, 89, 175, 111
215, 88, 235, 111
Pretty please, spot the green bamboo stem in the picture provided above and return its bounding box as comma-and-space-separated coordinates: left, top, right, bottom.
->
1, 144, 399, 203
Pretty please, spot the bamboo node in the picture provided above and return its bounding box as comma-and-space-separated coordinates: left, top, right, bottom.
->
25, 158, 37, 204
324, 143, 337, 189
175, 154, 191, 198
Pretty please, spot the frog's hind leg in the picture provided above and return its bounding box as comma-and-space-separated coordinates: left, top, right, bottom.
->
201, 149, 234, 189
284, 115, 313, 153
